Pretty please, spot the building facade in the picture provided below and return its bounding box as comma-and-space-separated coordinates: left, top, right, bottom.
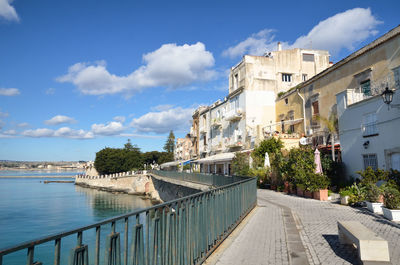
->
276, 26, 400, 154
191, 45, 330, 173
336, 82, 400, 178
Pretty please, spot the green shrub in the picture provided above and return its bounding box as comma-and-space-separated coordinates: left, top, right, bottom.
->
357, 167, 388, 185
339, 186, 354, 197
363, 183, 382, 202
232, 152, 250, 176
285, 146, 315, 187
383, 185, 400, 209
308, 173, 330, 192
388, 169, 400, 188
345, 183, 365, 206
249, 167, 271, 187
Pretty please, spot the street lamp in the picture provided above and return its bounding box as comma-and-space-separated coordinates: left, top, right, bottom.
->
381, 86, 394, 105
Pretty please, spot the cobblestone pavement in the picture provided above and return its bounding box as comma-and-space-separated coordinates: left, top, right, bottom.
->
258, 189, 400, 265
207, 202, 290, 265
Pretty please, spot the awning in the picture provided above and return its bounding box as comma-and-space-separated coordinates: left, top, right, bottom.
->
194, 152, 235, 164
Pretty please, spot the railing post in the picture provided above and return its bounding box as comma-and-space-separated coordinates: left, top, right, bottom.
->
54, 238, 61, 265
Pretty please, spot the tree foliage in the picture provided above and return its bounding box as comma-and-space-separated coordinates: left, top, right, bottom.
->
231, 152, 250, 176
164, 130, 175, 153
252, 138, 283, 164
94, 140, 143, 175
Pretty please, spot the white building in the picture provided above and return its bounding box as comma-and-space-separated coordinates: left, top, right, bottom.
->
194, 45, 330, 174
336, 73, 400, 179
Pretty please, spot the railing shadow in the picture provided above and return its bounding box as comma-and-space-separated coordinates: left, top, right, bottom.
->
322, 234, 361, 265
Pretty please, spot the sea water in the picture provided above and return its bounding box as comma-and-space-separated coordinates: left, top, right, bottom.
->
0, 177, 153, 264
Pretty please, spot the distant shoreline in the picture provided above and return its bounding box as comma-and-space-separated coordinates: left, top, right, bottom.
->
0, 175, 75, 178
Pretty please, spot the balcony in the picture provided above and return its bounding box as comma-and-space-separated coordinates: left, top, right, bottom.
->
226, 140, 243, 148
225, 108, 243, 122
200, 145, 208, 153
211, 118, 222, 128
199, 126, 207, 134
211, 141, 223, 151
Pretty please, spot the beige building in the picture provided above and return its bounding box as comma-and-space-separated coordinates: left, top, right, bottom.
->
174, 135, 193, 161
276, 25, 400, 153
191, 45, 331, 174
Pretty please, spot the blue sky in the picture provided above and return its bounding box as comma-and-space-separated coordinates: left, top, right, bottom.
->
0, 0, 399, 161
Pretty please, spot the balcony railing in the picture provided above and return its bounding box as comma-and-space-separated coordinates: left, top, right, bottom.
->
0, 172, 256, 265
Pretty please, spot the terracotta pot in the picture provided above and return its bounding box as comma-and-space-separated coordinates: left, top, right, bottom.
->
378, 194, 384, 203
313, 189, 328, 201
304, 190, 313, 198
284, 181, 290, 193
296, 187, 304, 197
289, 184, 295, 194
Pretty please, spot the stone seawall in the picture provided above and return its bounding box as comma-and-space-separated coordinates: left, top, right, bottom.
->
75, 174, 209, 203
75, 175, 163, 203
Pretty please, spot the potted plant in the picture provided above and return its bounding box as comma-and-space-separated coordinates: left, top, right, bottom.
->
364, 182, 384, 213
296, 184, 305, 197
382, 185, 400, 221
310, 173, 330, 201
339, 187, 353, 205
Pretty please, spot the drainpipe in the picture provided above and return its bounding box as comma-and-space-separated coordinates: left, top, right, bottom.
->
297, 89, 307, 136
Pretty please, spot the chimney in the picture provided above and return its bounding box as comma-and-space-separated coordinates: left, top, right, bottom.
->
277, 42, 282, 51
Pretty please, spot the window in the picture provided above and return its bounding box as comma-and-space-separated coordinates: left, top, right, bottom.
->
302, 74, 308, 82
391, 153, 400, 171
288, 111, 295, 133
233, 74, 238, 90
302, 53, 315, 62
281, 120, 285, 133
362, 113, 378, 137
393, 66, 400, 89
361, 80, 371, 96
282, 73, 292, 82
285, 98, 288, 105
363, 154, 378, 170
312, 101, 319, 115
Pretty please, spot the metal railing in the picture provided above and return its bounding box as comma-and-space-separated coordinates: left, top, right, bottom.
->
148, 170, 247, 187
0, 174, 256, 265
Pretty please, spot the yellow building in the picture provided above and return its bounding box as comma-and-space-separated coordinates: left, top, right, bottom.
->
276, 25, 400, 150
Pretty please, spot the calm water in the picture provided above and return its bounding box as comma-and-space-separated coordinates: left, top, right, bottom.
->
0, 169, 82, 177
0, 177, 153, 264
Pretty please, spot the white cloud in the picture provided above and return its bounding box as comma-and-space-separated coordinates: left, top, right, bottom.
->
3, 129, 16, 135
151, 104, 174, 111
113, 116, 126, 123
0, 0, 19, 22
0, 111, 8, 118
45, 88, 56, 95
57, 42, 216, 96
223, 8, 382, 58
17, 122, 29, 128
91, 121, 125, 136
130, 107, 194, 134
53, 127, 94, 139
222, 29, 278, 58
22, 128, 54, 138
0, 88, 20, 96
45, 115, 76, 125
22, 127, 93, 139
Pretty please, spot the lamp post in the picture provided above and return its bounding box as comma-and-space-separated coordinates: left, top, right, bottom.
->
381, 86, 394, 105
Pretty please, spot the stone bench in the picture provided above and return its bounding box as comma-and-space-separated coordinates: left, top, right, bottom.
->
338, 221, 390, 264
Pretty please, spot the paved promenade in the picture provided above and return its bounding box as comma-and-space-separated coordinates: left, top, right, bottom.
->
205, 189, 400, 265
